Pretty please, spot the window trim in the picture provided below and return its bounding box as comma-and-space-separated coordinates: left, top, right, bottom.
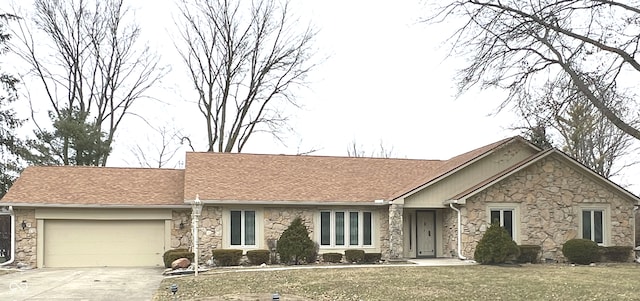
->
224, 208, 262, 249
486, 203, 520, 244
578, 204, 610, 246
318, 210, 374, 248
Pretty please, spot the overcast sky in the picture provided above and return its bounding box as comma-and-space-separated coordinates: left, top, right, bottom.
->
110, 0, 520, 160
5, 0, 639, 193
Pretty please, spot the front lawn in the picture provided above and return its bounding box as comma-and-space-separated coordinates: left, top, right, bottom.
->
154, 264, 640, 300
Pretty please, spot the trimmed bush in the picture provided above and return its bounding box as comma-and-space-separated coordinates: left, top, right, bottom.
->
212, 249, 243, 266
162, 249, 194, 268
562, 239, 600, 264
364, 253, 382, 263
246, 250, 271, 265
344, 249, 365, 263
600, 246, 633, 262
277, 217, 315, 264
322, 252, 343, 263
516, 245, 541, 263
474, 222, 520, 264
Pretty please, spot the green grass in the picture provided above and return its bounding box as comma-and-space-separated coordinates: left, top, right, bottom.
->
154, 264, 640, 300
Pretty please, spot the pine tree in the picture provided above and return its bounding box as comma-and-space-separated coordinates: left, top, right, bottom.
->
474, 222, 520, 264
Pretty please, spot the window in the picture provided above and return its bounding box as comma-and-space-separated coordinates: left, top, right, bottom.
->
582, 209, 604, 244
489, 208, 515, 239
490, 209, 513, 238
320, 211, 373, 247
230, 210, 256, 246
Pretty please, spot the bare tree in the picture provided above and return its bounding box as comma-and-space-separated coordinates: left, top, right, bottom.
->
10, 0, 164, 166
127, 124, 186, 168
516, 77, 637, 177
347, 139, 396, 158
429, 0, 640, 140
175, 0, 317, 153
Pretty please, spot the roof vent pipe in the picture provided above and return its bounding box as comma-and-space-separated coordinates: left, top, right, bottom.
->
0, 206, 15, 266
449, 202, 467, 260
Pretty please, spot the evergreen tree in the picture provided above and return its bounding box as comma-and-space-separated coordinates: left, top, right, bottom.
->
277, 217, 315, 265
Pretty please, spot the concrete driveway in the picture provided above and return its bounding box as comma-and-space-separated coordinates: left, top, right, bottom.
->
0, 267, 164, 301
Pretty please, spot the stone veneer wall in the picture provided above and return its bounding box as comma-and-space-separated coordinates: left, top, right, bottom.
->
171, 205, 391, 262
171, 210, 192, 249
14, 209, 36, 267
387, 204, 403, 259
448, 156, 635, 262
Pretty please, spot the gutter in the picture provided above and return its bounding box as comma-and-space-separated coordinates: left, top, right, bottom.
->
0, 206, 15, 266
444, 200, 467, 260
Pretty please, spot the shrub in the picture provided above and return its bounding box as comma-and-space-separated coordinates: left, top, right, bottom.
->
162, 249, 194, 268
562, 239, 600, 264
277, 217, 315, 264
322, 253, 343, 263
516, 245, 541, 263
212, 249, 243, 266
344, 249, 365, 263
246, 250, 271, 265
600, 246, 633, 262
364, 253, 382, 263
305, 242, 320, 264
474, 222, 520, 264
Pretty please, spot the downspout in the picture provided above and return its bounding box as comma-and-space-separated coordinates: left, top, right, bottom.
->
0, 206, 15, 266
449, 203, 467, 260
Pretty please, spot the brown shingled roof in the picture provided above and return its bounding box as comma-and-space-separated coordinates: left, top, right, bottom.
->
184, 153, 442, 202
1, 166, 184, 206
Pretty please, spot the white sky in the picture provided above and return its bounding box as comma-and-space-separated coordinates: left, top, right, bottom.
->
4, 0, 640, 193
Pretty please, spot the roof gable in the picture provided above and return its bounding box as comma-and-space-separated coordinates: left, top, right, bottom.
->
452, 149, 640, 204
388, 136, 540, 201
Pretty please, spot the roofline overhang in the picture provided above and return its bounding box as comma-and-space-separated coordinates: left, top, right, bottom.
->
183, 199, 391, 206
454, 149, 640, 204
393, 137, 533, 201
0, 203, 190, 209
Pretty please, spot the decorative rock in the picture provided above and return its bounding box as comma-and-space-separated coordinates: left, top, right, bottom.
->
171, 258, 191, 269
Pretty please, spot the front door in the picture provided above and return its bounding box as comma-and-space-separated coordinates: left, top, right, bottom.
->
416, 210, 435, 257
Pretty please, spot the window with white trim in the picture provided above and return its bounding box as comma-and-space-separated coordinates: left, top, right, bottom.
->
487, 204, 519, 242
320, 211, 372, 247
582, 209, 604, 244
490, 208, 514, 238
230, 210, 256, 246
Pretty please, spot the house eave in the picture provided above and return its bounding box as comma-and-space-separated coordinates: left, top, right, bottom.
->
0, 202, 190, 209
183, 199, 391, 206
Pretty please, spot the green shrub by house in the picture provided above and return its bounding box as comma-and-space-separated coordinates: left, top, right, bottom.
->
344, 249, 365, 263
562, 239, 599, 264
277, 217, 316, 264
364, 253, 382, 263
305, 242, 320, 263
474, 222, 520, 264
322, 252, 343, 263
516, 245, 541, 263
212, 249, 243, 266
246, 250, 271, 265
600, 246, 633, 262
162, 249, 195, 268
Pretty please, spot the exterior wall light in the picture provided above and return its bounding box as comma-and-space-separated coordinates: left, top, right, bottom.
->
179, 221, 185, 230
21, 220, 27, 230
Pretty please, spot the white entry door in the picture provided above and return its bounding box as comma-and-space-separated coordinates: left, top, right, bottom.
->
416, 211, 435, 257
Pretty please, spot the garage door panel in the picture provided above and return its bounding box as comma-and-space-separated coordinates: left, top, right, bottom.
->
44, 220, 165, 267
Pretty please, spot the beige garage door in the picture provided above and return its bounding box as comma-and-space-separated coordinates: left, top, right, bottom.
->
44, 220, 165, 267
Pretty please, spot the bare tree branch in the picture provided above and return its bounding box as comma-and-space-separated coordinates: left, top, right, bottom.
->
175, 0, 317, 153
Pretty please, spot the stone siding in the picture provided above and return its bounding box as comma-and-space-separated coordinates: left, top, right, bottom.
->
14, 209, 36, 267
455, 156, 635, 261
388, 203, 403, 259
171, 209, 192, 249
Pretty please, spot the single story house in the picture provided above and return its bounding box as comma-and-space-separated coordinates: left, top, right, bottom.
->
0, 136, 637, 268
